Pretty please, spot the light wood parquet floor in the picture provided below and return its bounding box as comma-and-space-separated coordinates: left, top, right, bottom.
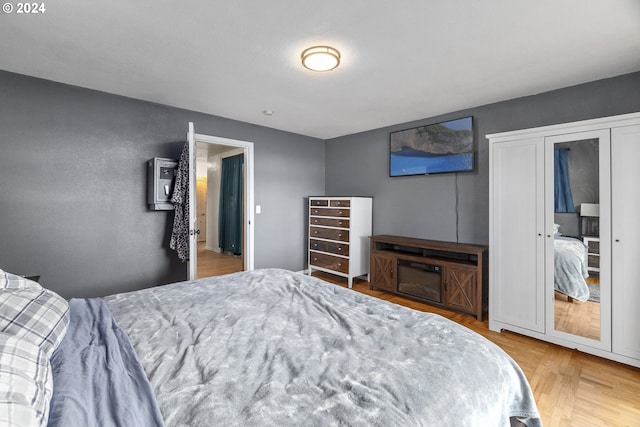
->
554, 291, 601, 341
194, 250, 640, 426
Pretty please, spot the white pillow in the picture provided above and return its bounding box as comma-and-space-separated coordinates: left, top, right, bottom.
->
553, 223, 561, 235
0, 332, 53, 427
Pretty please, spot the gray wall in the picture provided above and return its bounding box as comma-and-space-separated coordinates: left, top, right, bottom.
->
3, 70, 639, 298
325, 72, 640, 246
0, 71, 324, 298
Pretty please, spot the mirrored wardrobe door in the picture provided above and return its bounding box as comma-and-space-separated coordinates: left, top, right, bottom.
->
545, 130, 611, 350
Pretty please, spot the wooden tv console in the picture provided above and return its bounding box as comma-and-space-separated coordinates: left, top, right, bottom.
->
369, 235, 488, 320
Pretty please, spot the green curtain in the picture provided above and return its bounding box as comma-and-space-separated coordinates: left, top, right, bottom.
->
219, 154, 244, 254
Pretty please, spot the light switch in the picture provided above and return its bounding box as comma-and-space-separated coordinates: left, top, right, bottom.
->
256, 205, 261, 214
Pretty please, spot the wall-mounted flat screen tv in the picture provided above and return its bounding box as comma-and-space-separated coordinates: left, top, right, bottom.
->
389, 116, 474, 177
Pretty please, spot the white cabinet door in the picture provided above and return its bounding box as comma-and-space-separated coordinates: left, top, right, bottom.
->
490, 138, 545, 333
611, 124, 640, 360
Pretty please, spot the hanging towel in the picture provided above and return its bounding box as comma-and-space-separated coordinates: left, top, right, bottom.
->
170, 143, 190, 261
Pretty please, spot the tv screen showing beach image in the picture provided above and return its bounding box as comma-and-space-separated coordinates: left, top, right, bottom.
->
390, 117, 474, 176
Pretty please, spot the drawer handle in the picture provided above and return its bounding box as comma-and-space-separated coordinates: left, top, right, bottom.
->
338, 221, 343, 225
314, 219, 318, 223
313, 243, 318, 247
338, 234, 342, 237
337, 247, 342, 251
338, 211, 343, 215
314, 230, 318, 234
313, 258, 318, 261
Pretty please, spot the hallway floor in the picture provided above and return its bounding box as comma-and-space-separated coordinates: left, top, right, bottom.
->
196, 241, 243, 278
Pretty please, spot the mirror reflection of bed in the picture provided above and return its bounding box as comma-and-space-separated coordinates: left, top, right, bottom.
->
552, 138, 600, 341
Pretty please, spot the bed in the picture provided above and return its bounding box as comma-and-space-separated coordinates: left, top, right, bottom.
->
554, 235, 590, 302
1, 268, 542, 427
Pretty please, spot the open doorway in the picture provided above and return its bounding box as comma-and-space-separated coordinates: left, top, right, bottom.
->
195, 143, 245, 278
187, 123, 255, 280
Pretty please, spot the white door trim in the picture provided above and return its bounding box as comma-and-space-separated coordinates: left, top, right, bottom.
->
187, 122, 255, 280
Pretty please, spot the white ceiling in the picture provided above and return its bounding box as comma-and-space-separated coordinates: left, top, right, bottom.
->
1, 1, 639, 139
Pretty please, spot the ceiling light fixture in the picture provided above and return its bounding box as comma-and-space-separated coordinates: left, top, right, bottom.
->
301, 46, 341, 72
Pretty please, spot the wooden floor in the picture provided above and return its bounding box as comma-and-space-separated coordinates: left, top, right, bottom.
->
554, 292, 601, 341
196, 242, 243, 278
312, 271, 640, 427
554, 277, 601, 340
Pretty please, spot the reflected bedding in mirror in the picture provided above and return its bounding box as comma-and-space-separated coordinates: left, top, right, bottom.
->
554, 236, 590, 302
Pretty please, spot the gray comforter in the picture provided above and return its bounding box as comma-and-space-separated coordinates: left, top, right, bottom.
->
554, 236, 590, 301
105, 268, 541, 427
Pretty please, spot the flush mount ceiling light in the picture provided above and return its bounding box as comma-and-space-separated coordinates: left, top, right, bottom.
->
301, 46, 341, 72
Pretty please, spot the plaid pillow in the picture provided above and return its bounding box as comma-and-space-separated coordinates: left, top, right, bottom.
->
0, 286, 69, 355
0, 269, 41, 291
0, 332, 53, 427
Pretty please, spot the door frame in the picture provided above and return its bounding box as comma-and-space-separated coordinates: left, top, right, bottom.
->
187, 122, 255, 280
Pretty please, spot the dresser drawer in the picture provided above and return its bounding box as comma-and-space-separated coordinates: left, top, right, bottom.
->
309, 217, 350, 228
310, 199, 329, 207
310, 239, 350, 256
309, 251, 349, 274
586, 240, 600, 254
310, 227, 350, 242
330, 200, 351, 207
588, 254, 600, 268
309, 207, 350, 217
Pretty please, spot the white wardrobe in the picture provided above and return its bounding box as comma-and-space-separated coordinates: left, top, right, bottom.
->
488, 112, 640, 368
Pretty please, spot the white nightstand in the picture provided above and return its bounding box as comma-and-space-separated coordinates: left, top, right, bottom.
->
583, 236, 600, 274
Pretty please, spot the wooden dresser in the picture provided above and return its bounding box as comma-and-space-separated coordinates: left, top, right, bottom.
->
308, 197, 373, 288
